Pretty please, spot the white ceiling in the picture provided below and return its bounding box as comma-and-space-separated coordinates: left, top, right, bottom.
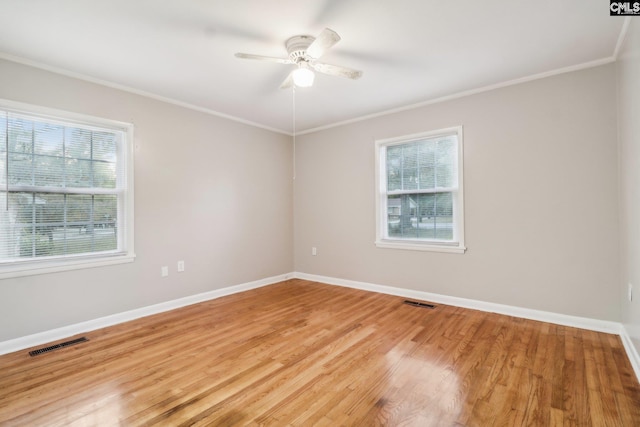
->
0, 1, 625, 134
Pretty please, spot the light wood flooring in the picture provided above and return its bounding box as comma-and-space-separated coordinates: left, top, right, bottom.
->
1, 279, 639, 426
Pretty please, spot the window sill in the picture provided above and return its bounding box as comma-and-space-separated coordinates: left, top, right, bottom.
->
375, 239, 466, 254
0, 253, 136, 280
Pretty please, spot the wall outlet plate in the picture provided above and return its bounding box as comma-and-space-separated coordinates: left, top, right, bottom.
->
161, 266, 169, 277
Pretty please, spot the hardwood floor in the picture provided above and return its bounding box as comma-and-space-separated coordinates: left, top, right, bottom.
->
1, 279, 639, 426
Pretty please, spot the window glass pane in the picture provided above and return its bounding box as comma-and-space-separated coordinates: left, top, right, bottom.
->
65, 195, 92, 255
435, 193, 453, 239
387, 194, 419, 239
0, 112, 6, 152
33, 195, 64, 255
34, 123, 63, 157
93, 195, 117, 252
3, 193, 35, 259
0, 158, 5, 187
8, 153, 32, 185
8, 117, 33, 154
17, 226, 37, 258
0, 195, 25, 259
419, 165, 435, 189
387, 195, 401, 237
402, 167, 418, 190
66, 194, 91, 224
0, 113, 5, 187
436, 137, 456, 187
93, 229, 116, 252
65, 158, 93, 188
38, 193, 64, 225
0, 193, 119, 260
387, 146, 401, 191
11, 192, 34, 225
418, 141, 435, 165
36, 193, 65, 256
65, 128, 92, 160
33, 230, 54, 257
33, 155, 64, 187
93, 161, 116, 189
65, 227, 91, 255
94, 195, 116, 226
418, 142, 435, 190
416, 194, 436, 239
92, 131, 117, 162
386, 192, 454, 241
401, 144, 418, 190
436, 164, 451, 188
388, 137, 457, 191
402, 143, 418, 168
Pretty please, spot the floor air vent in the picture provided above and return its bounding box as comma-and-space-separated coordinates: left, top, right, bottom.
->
29, 337, 88, 357
403, 300, 436, 309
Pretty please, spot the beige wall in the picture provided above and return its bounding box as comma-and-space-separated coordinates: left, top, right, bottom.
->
618, 19, 640, 354
0, 59, 293, 341
0, 53, 625, 343
294, 64, 620, 321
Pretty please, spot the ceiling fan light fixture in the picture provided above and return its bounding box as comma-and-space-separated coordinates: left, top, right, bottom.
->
292, 64, 315, 87
234, 28, 361, 90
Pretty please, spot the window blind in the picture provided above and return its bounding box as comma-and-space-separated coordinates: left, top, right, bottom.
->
384, 133, 459, 241
0, 109, 128, 263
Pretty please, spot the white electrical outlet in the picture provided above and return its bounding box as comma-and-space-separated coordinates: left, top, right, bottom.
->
312, 247, 317, 256
177, 260, 185, 272
629, 283, 633, 302
161, 266, 169, 277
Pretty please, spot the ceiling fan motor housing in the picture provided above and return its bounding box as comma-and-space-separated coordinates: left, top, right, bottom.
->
286, 35, 314, 62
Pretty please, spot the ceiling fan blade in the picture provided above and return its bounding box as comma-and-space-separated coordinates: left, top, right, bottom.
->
306, 28, 341, 60
311, 62, 363, 80
280, 72, 294, 90
235, 53, 293, 64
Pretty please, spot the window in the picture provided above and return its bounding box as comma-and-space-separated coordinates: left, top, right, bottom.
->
0, 100, 134, 278
375, 126, 465, 253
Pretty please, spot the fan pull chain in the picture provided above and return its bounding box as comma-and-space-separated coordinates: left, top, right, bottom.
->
292, 85, 296, 181
4, 113, 8, 211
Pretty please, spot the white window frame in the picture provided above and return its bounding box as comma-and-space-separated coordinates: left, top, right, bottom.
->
0, 99, 135, 279
375, 126, 465, 254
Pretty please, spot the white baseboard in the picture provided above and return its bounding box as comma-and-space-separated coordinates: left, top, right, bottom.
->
294, 272, 640, 382
0, 272, 291, 356
294, 272, 622, 334
620, 326, 640, 382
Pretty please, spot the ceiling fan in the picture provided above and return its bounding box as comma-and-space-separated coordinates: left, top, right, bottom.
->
235, 28, 363, 89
